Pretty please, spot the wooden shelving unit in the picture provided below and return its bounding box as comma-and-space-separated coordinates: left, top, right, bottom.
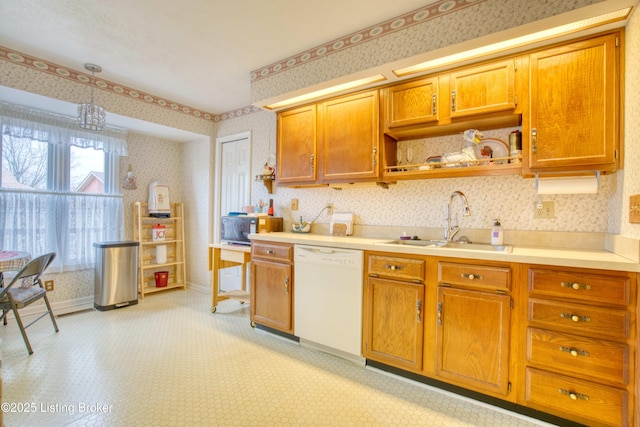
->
133, 202, 187, 298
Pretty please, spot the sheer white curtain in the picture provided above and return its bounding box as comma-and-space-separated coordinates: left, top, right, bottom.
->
0, 102, 128, 155
0, 102, 127, 272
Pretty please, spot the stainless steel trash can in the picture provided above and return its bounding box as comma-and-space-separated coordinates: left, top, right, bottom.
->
94, 241, 139, 311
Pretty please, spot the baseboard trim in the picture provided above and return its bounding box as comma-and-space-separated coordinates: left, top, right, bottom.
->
5, 283, 209, 321
3, 296, 94, 321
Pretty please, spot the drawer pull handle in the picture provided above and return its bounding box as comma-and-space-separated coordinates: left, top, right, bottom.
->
385, 264, 403, 271
561, 281, 592, 291
265, 249, 275, 254
559, 346, 590, 357
461, 273, 481, 280
558, 389, 589, 401
560, 313, 591, 323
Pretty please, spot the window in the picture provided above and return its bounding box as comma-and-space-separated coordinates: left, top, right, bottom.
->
0, 102, 128, 271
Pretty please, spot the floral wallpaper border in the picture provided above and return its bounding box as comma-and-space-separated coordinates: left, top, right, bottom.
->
250, 0, 489, 82
0, 45, 262, 123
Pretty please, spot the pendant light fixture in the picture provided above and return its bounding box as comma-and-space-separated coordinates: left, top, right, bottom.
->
77, 63, 106, 131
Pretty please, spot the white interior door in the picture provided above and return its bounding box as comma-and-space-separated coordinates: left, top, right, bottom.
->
217, 133, 251, 291
220, 138, 250, 216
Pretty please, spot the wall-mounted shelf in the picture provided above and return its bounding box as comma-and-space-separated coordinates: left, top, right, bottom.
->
256, 174, 275, 194
384, 155, 522, 180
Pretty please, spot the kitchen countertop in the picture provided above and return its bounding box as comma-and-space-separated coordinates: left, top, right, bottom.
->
249, 232, 640, 272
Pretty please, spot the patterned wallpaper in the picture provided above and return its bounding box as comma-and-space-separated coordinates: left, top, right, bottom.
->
0, 59, 205, 304
251, 0, 489, 83
250, 0, 605, 103
616, 5, 640, 237
0, 45, 261, 124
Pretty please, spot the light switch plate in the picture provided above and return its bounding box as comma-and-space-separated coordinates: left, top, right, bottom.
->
630, 194, 640, 223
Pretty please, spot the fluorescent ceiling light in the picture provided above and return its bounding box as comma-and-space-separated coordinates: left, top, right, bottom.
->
264, 74, 387, 110
394, 7, 632, 77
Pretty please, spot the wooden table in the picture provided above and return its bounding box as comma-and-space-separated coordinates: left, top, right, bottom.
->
208, 244, 251, 312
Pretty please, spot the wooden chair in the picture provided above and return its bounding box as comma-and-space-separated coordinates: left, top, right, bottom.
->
0, 252, 59, 354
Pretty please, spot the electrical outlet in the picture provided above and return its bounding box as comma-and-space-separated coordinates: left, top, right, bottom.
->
44, 280, 54, 291
534, 200, 555, 219
326, 203, 334, 216
291, 198, 299, 211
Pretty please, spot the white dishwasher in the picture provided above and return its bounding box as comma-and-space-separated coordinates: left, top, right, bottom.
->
294, 245, 364, 364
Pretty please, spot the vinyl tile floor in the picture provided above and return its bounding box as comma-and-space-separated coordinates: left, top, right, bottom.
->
0, 289, 558, 426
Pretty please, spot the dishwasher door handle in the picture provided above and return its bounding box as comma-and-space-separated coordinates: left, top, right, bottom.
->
298, 247, 336, 255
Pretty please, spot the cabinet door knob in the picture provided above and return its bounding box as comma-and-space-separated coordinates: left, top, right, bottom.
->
531, 128, 537, 153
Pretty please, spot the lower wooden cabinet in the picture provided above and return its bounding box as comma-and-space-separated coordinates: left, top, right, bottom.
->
522, 265, 635, 427
436, 287, 511, 397
363, 252, 426, 372
250, 242, 294, 333
364, 277, 424, 371
525, 368, 629, 427
435, 260, 513, 398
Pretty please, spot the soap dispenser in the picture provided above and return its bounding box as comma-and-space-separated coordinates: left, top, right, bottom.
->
491, 219, 503, 246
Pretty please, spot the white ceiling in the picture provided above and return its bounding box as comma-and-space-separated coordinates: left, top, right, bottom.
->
0, 0, 436, 116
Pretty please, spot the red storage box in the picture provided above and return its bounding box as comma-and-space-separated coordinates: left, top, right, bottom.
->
154, 271, 169, 287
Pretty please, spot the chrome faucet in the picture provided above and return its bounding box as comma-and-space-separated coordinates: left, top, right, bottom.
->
444, 190, 471, 241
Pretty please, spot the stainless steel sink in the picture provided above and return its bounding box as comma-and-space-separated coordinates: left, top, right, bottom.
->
440, 241, 513, 253
376, 239, 513, 253
378, 239, 448, 248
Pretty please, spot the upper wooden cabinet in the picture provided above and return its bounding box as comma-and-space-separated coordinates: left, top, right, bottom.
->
382, 57, 521, 140
383, 76, 440, 130
276, 90, 381, 185
276, 30, 623, 184
318, 90, 381, 182
277, 104, 317, 185
448, 58, 517, 119
525, 32, 621, 173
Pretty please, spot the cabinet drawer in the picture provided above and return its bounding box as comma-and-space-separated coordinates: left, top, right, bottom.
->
438, 262, 510, 291
528, 298, 629, 340
525, 367, 628, 427
368, 255, 425, 282
251, 242, 292, 263
527, 327, 629, 384
529, 268, 630, 306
